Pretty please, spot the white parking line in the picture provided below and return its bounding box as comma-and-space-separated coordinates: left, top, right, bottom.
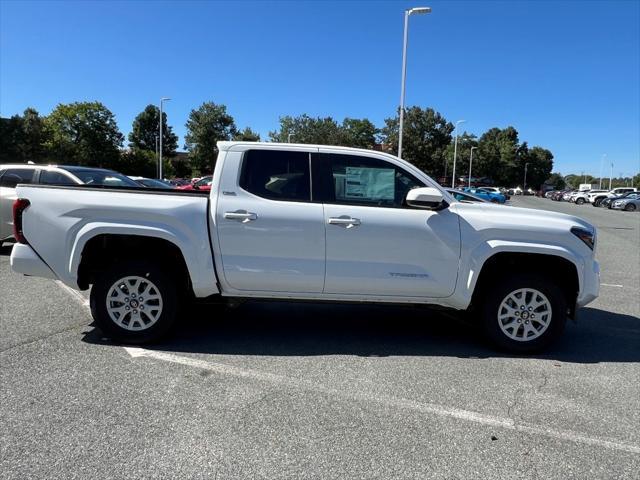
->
124, 347, 640, 455
601, 283, 624, 288
55, 280, 90, 308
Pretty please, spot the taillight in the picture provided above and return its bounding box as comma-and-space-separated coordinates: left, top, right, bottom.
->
13, 198, 31, 244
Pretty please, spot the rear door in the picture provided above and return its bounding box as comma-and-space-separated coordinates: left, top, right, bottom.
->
0, 168, 36, 239
318, 151, 461, 298
215, 148, 326, 293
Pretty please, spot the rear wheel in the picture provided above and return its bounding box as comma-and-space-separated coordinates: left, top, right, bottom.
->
479, 274, 567, 353
576, 197, 585, 205
90, 261, 178, 343
624, 203, 637, 212
593, 197, 603, 207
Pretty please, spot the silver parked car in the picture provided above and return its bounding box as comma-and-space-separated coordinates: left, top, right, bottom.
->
0, 164, 140, 243
610, 192, 640, 211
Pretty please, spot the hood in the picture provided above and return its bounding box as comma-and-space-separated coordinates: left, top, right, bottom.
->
452, 202, 595, 234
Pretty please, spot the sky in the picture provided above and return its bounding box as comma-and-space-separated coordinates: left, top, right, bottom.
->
1, 0, 639, 177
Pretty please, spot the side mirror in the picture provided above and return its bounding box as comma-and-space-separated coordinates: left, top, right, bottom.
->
406, 187, 445, 209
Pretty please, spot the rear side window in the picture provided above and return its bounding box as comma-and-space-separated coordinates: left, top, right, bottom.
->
240, 150, 311, 202
0, 168, 36, 188
40, 170, 76, 186
323, 154, 424, 208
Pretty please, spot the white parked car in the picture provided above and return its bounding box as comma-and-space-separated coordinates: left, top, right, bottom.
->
591, 187, 639, 207
10, 142, 600, 352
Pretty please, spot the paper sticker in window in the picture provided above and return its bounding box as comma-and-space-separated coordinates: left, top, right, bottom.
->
343, 167, 395, 200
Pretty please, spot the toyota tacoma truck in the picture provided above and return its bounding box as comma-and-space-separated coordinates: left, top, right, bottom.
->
10, 142, 600, 352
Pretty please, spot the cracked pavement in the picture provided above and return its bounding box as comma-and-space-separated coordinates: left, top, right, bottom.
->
1, 196, 639, 478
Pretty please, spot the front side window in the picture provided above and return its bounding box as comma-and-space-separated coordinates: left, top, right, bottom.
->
40, 170, 76, 186
323, 154, 424, 208
0, 168, 36, 188
240, 150, 311, 202
68, 169, 140, 188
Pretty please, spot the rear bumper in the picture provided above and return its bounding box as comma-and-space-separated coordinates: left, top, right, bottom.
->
577, 259, 600, 307
10, 243, 57, 280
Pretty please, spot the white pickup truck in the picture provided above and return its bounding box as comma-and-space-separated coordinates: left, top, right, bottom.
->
10, 142, 600, 352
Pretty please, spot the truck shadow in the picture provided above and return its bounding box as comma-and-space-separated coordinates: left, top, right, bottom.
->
83, 301, 640, 363
0, 242, 15, 256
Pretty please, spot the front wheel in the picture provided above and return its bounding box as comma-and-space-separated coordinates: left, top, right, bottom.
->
625, 203, 637, 211
593, 198, 603, 207
576, 198, 585, 205
479, 274, 567, 353
90, 261, 178, 343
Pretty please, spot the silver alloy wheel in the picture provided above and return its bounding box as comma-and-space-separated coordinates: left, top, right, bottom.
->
497, 288, 552, 342
106, 276, 163, 331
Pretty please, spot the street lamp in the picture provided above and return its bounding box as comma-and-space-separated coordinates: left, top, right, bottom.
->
287, 133, 294, 143
159, 97, 171, 180
524, 162, 530, 191
398, 6, 431, 159
468, 146, 477, 188
599, 154, 606, 189
609, 161, 613, 190
451, 119, 466, 188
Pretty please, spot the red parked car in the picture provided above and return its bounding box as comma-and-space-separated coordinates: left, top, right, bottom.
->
177, 175, 213, 192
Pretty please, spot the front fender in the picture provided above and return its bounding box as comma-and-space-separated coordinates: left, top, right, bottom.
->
454, 240, 584, 309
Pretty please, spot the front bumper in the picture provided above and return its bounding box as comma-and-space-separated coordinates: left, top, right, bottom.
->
610, 203, 626, 210
577, 259, 600, 307
10, 243, 57, 280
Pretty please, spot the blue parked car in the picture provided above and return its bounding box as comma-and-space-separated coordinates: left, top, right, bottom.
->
461, 187, 507, 204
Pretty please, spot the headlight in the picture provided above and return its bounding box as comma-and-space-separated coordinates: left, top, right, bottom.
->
571, 226, 595, 250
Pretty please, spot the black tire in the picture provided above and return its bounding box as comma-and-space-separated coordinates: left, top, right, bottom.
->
90, 261, 178, 343
624, 203, 637, 212
576, 197, 585, 205
480, 273, 567, 353
593, 198, 603, 207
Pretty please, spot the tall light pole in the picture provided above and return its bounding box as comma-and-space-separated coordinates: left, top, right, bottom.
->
524, 162, 530, 191
451, 119, 466, 188
159, 97, 171, 180
468, 146, 477, 188
155, 134, 159, 170
609, 161, 613, 190
398, 6, 431, 159
599, 153, 606, 189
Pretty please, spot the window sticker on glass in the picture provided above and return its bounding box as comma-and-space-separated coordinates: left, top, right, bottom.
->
343, 167, 395, 200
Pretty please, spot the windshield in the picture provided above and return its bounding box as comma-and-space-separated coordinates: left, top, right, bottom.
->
138, 178, 174, 189
195, 176, 213, 187
69, 169, 141, 187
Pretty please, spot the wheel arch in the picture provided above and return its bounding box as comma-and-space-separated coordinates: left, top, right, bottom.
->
469, 250, 580, 316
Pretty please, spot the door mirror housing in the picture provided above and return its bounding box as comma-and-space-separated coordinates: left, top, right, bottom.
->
406, 187, 445, 209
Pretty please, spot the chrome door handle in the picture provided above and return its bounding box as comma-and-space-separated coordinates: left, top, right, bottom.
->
224, 210, 258, 223
328, 216, 361, 228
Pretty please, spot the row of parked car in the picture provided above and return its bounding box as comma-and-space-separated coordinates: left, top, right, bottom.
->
545, 187, 639, 211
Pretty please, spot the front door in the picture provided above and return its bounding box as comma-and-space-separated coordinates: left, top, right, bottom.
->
320, 152, 461, 298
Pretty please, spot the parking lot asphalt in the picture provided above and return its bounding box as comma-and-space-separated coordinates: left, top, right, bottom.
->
1, 197, 638, 479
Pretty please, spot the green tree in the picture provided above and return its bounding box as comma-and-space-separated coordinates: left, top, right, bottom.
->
340, 118, 378, 149
0, 115, 24, 163
233, 127, 261, 141
544, 173, 566, 190
184, 102, 237, 175
380, 107, 454, 176
444, 132, 478, 182
517, 146, 554, 190
19, 108, 49, 162
128, 104, 178, 156
474, 127, 521, 186
269, 114, 343, 145
45, 102, 124, 168
0, 108, 49, 163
